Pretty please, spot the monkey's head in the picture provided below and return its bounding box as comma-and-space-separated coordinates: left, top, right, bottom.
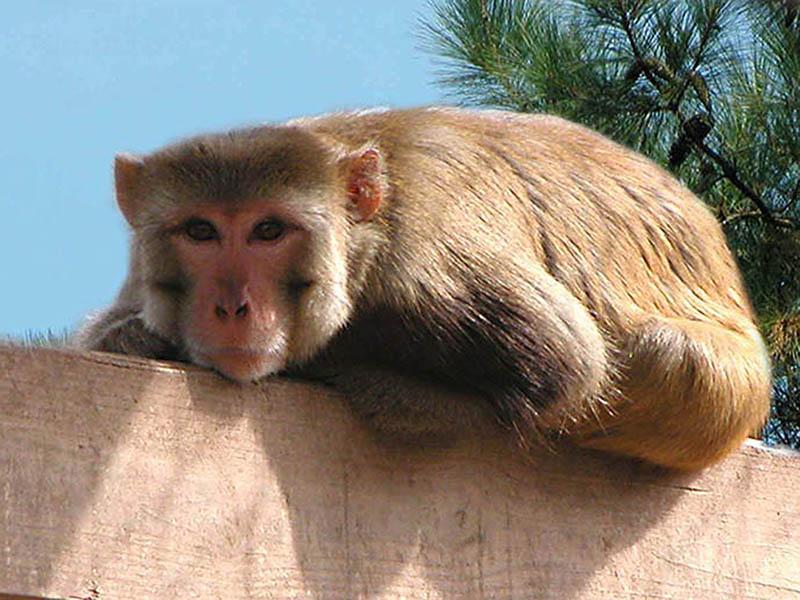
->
115, 126, 385, 382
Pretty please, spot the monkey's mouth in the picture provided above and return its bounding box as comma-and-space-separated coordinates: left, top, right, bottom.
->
196, 347, 286, 383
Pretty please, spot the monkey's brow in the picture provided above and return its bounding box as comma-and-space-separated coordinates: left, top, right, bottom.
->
289, 206, 332, 231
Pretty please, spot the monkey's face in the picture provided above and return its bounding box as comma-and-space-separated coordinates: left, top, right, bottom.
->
114, 127, 385, 382
164, 201, 308, 382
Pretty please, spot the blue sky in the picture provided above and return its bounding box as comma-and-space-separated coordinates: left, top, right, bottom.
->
0, 1, 442, 338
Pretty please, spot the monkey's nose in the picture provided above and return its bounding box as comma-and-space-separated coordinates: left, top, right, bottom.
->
214, 302, 250, 321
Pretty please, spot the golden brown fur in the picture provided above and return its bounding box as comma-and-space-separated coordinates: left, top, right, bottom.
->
77, 107, 772, 471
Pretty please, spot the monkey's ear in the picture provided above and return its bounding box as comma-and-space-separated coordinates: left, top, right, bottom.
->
114, 153, 145, 226
345, 148, 384, 222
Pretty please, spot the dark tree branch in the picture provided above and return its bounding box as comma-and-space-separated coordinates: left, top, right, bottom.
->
722, 211, 794, 228
617, 1, 665, 93
790, 177, 800, 207
673, 6, 720, 111
614, 1, 798, 230
694, 138, 796, 228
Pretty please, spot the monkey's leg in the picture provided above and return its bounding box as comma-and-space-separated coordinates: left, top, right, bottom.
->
75, 313, 180, 361
572, 316, 772, 470
461, 267, 612, 445
307, 267, 611, 446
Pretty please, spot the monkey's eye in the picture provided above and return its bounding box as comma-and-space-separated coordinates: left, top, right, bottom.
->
183, 219, 219, 242
252, 219, 286, 242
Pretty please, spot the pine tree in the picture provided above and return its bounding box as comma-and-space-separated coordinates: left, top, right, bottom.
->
422, 0, 800, 447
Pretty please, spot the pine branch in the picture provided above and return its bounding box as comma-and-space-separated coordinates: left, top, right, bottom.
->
722, 211, 794, 228
615, 1, 797, 230
693, 137, 795, 228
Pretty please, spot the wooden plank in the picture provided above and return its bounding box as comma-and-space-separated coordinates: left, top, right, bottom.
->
1, 345, 798, 599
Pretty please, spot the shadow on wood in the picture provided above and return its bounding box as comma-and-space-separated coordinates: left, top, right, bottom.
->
1, 346, 798, 599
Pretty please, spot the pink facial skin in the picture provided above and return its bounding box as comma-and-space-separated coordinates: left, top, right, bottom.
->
167, 200, 309, 382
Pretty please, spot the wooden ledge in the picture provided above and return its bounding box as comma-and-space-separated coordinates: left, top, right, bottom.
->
1, 345, 798, 599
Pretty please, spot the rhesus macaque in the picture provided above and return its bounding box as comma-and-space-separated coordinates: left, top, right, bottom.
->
77, 107, 772, 471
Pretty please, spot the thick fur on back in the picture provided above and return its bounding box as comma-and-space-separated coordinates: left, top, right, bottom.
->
297, 108, 753, 325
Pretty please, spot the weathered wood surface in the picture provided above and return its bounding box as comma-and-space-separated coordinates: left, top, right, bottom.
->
0, 345, 798, 600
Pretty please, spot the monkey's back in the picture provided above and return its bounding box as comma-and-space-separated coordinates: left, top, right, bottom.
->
298, 107, 754, 333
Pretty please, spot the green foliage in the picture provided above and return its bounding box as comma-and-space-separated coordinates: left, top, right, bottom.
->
422, 0, 800, 447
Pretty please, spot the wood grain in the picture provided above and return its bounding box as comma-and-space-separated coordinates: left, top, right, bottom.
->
1, 345, 798, 599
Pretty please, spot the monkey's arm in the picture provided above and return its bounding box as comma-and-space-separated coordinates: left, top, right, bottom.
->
295, 262, 610, 445
75, 311, 180, 361
290, 364, 494, 441
75, 256, 181, 360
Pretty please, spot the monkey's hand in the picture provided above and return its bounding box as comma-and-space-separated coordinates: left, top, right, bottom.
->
76, 313, 181, 361
297, 365, 493, 442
